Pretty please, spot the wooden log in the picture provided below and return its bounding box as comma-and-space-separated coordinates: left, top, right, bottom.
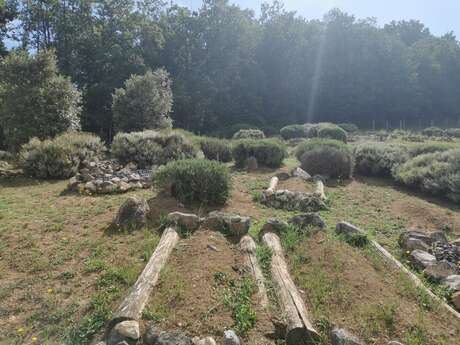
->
314, 180, 326, 200
109, 227, 179, 330
239, 235, 269, 308
262, 232, 319, 344
266, 176, 279, 194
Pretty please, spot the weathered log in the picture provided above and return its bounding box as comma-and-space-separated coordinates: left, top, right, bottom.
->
266, 176, 279, 194
109, 227, 179, 330
262, 232, 319, 344
314, 180, 326, 200
239, 235, 269, 308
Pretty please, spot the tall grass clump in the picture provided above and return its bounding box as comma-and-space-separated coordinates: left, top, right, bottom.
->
111, 130, 197, 168
232, 129, 265, 140
280, 124, 307, 140
154, 159, 231, 205
393, 149, 460, 202
198, 137, 233, 162
233, 139, 287, 168
353, 142, 408, 176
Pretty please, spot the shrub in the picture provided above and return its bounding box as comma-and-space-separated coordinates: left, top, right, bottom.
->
233, 139, 287, 168
446, 128, 460, 138
0, 49, 81, 148
111, 130, 197, 168
393, 149, 460, 202
198, 137, 233, 162
295, 138, 347, 161
232, 129, 265, 140
297, 139, 353, 179
54, 132, 104, 162
338, 123, 359, 133
317, 123, 348, 142
154, 159, 231, 205
409, 143, 456, 157
0, 150, 12, 161
304, 123, 319, 138
280, 124, 307, 140
353, 143, 408, 176
112, 69, 173, 133
422, 126, 445, 137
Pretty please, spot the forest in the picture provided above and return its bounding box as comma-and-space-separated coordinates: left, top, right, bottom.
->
1, 0, 460, 142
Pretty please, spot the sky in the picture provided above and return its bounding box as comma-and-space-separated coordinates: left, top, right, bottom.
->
176, 0, 460, 37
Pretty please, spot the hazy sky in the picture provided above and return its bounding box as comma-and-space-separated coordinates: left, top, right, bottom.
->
176, 0, 460, 37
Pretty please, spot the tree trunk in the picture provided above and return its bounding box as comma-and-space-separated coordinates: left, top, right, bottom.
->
262, 232, 319, 344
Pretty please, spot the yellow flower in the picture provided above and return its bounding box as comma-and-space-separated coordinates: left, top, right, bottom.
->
17, 328, 24, 334
31, 336, 38, 342
47, 288, 53, 294
406, 251, 410, 254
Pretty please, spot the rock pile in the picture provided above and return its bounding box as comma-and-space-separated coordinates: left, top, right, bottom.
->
261, 189, 326, 212
67, 160, 152, 194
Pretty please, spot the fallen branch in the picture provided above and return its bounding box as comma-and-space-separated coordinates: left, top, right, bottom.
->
262, 232, 319, 344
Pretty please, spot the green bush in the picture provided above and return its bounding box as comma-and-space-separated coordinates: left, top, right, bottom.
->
422, 126, 445, 137
19, 132, 104, 179
111, 130, 197, 168
353, 143, 408, 176
446, 128, 460, 138
338, 123, 359, 133
295, 138, 347, 161
232, 129, 265, 140
233, 139, 287, 168
280, 124, 307, 140
154, 159, 231, 205
317, 123, 348, 142
304, 123, 319, 138
393, 149, 460, 202
297, 139, 353, 179
409, 142, 456, 157
198, 137, 233, 162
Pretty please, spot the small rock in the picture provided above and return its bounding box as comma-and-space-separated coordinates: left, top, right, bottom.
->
452, 291, 460, 310
245, 156, 258, 171
289, 213, 325, 230
107, 321, 139, 345
223, 330, 240, 345
144, 324, 161, 345
276, 172, 291, 181
441, 275, 460, 291
101, 181, 117, 194
423, 261, 458, 281
335, 222, 364, 236
192, 337, 217, 345
451, 238, 460, 246
68, 176, 80, 190
167, 212, 201, 231
400, 237, 431, 252
129, 173, 141, 181
207, 244, 219, 252
155, 332, 192, 345
399, 230, 447, 248
84, 181, 97, 193
387, 342, 404, 345
291, 167, 311, 181
409, 250, 437, 271
115, 197, 150, 229
205, 211, 251, 237
330, 327, 363, 345
118, 181, 131, 192
260, 218, 289, 236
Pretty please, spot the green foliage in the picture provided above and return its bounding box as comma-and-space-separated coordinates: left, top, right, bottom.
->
295, 138, 348, 161
422, 126, 445, 137
409, 142, 457, 157
280, 124, 307, 140
233, 129, 265, 140
0, 49, 81, 148
111, 130, 197, 168
298, 140, 353, 179
337, 123, 359, 133
393, 149, 460, 202
112, 69, 173, 133
446, 128, 460, 138
19, 132, 103, 179
317, 123, 348, 142
154, 159, 231, 205
0, 150, 12, 161
232, 139, 287, 168
353, 142, 408, 176
198, 137, 233, 162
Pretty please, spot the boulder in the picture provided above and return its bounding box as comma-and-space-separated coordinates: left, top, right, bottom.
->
167, 212, 201, 231
335, 222, 364, 236
423, 261, 458, 281
223, 330, 240, 345
84, 181, 97, 193
155, 332, 192, 345
400, 237, 431, 252
205, 211, 250, 237
441, 275, 460, 291
291, 167, 311, 181
409, 250, 437, 271
245, 156, 258, 171
101, 181, 117, 194
399, 230, 447, 249
144, 324, 161, 345
260, 218, 289, 237
107, 320, 140, 345
452, 291, 460, 310
330, 328, 363, 345
261, 189, 326, 212
115, 197, 150, 229
289, 213, 325, 230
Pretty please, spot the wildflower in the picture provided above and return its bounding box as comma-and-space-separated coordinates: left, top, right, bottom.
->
31, 336, 38, 342
17, 328, 24, 334
47, 288, 53, 294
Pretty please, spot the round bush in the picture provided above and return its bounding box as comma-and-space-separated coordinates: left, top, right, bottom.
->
54, 132, 104, 162
295, 139, 347, 161
233, 139, 287, 168
154, 159, 231, 205
353, 143, 408, 176
446, 128, 460, 138
409, 143, 456, 157
338, 123, 359, 133
280, 125, 307, 140
232, 129, 265, 140
393, 149, 460, 202
422, 126, 445, 137
317, 124, 347, 142
198, 137, 233, 162
111, 130, 197, 168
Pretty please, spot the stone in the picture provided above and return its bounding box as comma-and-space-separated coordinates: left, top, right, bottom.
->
129, 173, 141, 181
245, 156, 258, 171
115, 197, 150, 229
111, 177, 121, 184
260, 218, 289, 237
84, 181, 97, 193
335, 222, 364, 236
118, 181, 131, 192
144, 324, 161, 345
291, 167, 311, 181
205, 211, 250, 237
167, 212, 201, 231
399, 230, 447, 249
433, 242, 460, 265
441, 275, 460, 291
400, 237, 431, 252
223, 330, 240, 345
68, 176, 79, 190
330, 328, 363, 345
451, 238, 460, 246
192, 337, 216, 345
261, 189, 326, 212
95, 342, 106, 345
276, 172, 291, 181
409, 250, 437, 271
423, 261, 458, 281
155, 332, 192, 345
101, 181, 117, 194
452, 291, 460, 310
387, 342, 404, 345
107, 321, 139, 345
289, 213, 325, 230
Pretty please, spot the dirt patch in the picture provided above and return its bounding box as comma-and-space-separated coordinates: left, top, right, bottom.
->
143, 229, 275, 344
